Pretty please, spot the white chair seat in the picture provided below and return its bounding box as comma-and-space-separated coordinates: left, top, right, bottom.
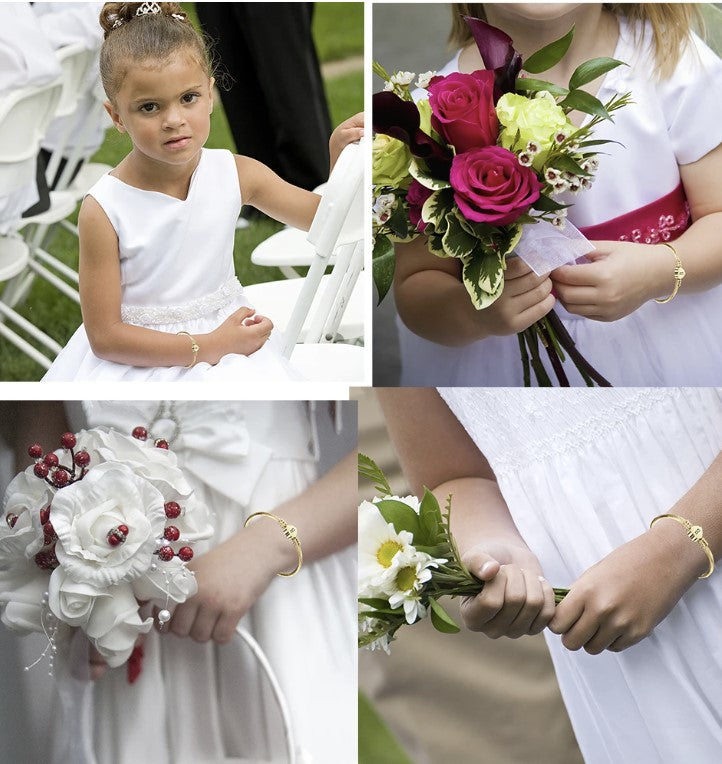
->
20, 189, 77, 227
0, 237, 29, 281
244, 273, 364, 342
251, 227, 336, 274
69, 161, 112, 199
290, 342, 366, 383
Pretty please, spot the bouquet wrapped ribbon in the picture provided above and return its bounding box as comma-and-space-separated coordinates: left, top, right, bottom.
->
372, 17, 633, 386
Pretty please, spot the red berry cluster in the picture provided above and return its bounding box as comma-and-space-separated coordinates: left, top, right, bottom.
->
28, 432, 90, 490
154, 501, 193, 563
131, 426, 169, 450
33, 503, 58, 571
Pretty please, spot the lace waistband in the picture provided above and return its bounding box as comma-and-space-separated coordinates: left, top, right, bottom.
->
121, 276, 244, 326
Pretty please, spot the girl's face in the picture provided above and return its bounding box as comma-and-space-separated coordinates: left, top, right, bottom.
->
106, 52, 214, 169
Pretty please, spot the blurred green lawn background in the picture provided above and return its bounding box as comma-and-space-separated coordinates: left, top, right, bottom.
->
0, 2, 363, 381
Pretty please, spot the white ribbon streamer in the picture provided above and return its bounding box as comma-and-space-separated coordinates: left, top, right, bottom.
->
514, 219, 596, 276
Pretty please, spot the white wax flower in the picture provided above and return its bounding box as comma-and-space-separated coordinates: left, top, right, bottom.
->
416, 71, 436, 89
390, 71, 415, 86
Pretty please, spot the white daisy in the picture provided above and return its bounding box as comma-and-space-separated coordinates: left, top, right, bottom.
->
358, 500, 415, 592
384, 548, 446, 625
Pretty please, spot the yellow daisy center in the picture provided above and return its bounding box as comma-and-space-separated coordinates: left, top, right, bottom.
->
395, 566, 417, 592
376, 539, 403, 568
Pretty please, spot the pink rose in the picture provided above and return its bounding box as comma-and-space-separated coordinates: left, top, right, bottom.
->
450, 146, 543, 226
428, 70, 498, 153
406, 180, 433, 232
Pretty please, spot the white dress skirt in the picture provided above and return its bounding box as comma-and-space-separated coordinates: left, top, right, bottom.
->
42, 149, 299, 382
438, 387, 722, 763
399, 19, 722, 386
5, 401, 356, 764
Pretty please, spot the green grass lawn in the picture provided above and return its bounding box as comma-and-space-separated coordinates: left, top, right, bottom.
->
0, 3, 362, 381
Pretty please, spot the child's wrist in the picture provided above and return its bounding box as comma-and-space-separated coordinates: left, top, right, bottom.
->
242, 514, 298, 577
196, 331, 220, 365
646, 519, 710, 583
647, 243, 680, 302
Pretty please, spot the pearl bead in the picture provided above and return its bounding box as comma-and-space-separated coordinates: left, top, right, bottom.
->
150, 563, 158, 571
158, 609, 171, 624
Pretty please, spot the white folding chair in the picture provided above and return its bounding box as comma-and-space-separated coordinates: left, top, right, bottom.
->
250, 182, 330, 278
244, 139, 366, 382
4, 42, 99, 310
0, 79, 66, 369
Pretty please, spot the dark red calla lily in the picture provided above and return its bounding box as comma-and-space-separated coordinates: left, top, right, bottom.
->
372, 91, 453, 179
464, 16, 522, 101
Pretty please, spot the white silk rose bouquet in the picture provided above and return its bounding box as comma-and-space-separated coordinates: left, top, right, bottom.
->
0, 426, 212, 673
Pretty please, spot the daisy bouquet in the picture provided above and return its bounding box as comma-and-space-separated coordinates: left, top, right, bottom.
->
358, 455, 566, 651
372, 17, 632, 387
0, 425, 213, 678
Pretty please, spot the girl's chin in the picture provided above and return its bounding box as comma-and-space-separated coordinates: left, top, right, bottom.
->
491, 3, 587, 22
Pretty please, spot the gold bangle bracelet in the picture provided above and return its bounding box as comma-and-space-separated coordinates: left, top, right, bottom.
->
654, 242, 685, 304
244, 512, 303, 577
176, 331, 199, 368
650, 513, 715, 579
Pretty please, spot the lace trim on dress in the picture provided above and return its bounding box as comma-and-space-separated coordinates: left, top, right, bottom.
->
121, 276, 244, 326
438, 388, 680, 478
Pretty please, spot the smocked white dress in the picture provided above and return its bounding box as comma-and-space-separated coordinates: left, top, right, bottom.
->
399, 19, 722, 386
43, 149, 299, 382
438, 386, 722, 763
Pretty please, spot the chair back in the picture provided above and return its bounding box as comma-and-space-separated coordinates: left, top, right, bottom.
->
0, 78, 63, 193
282, 139, 365, 356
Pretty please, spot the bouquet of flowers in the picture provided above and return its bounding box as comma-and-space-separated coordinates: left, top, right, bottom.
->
358, 455, 566, 651
0, 425, 213, 676
372, 17, 632, 386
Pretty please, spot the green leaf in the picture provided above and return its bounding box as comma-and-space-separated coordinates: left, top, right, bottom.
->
514, 78, 569, 98
461, 248, 505, 310
560, 89, 609, 119
532, 195, 572, 212
441, 213, 479, 259
419, 489, 443, 542
409, 158, 452, 191
428, 598, 461, 633
375, 499, 422, 538
548, 154, 589, 177
358, 692, 414, 764
422, 189, 455, 227
358, 453, 392, 496
372, 239, 395, 303
358, 597, 395, 611
523, 27, 574, 74
385, 205, 412, 239
425, 229, 449, 259
569, 57, 625, 90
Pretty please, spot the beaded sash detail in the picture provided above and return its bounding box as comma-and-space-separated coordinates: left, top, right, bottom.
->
579, 182, 691, 244
121, 276, 244, 326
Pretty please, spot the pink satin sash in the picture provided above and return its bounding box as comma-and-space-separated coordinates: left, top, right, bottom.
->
579, 182, 691, 243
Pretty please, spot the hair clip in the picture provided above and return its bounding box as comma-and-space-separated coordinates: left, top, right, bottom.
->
136, 2, 162, 17
171, 13, 185, 21
110, 14, 123, 29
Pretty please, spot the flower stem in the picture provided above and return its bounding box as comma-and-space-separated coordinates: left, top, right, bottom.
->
545, 310, 612, 387
523, 327, 552, 386
537, 320, 570, 386
518, 332, 531, 387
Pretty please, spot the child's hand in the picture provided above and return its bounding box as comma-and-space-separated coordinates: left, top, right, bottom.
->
478, 257, 555, 336
549, 522, 706, 654
550, 241, 673, 322
165, 519, 295, 644
329, 112, 364, 172
205, 307, 273, 362
460, 539, 556, 638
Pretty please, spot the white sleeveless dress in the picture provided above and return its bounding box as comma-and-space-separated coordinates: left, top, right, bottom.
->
438, 386, 722, 763
42, 149, 299, 382
2, 401, 356, 764
399, 20, 722, 386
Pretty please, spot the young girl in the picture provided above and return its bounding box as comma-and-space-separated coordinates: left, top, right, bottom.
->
0, 400, 357, 764
391, 3, 722, 386
42, 2, 363, 382
379, 386, 722, 762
